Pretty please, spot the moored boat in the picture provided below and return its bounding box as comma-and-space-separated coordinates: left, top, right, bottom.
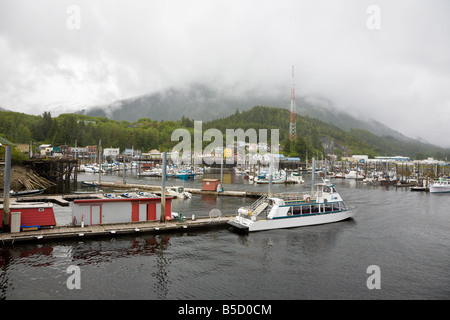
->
10, 189, 44, 197
286, 172, 304, 184
344, 170, 358, 179
254, 169, 287, 184
81, 181, 99, 187
429, 177, 450, 193
228, 182, 357, 232
166, 186, 192, 199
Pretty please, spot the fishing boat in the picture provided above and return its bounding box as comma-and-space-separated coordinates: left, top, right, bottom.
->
254, 169, 287, 184
166, 186, 192, 199
344, 170, 358, 179
410, 186, 429, 192
174, 169, 195, 179
140, 168, 162, 177
429, 177, 450, 193
81, 181, 99, 187
10, 189, 45, 197
228, 182, 357, 232
344, 170, 364, 180
335, 172, 345, 179
286, 172, 304, 184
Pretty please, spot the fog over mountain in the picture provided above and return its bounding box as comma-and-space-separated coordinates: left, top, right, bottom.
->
1, 0, 449, 147
77, 82, 417, 144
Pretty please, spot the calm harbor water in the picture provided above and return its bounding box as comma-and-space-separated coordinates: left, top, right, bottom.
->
1, 171, 449, 300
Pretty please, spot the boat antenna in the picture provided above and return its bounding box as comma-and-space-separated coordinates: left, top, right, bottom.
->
268, 153, 273, 198
311, 157, 316, 194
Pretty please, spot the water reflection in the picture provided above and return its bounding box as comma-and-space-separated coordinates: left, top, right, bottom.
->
152, 235, 171, 298
1, 171, 449, 299
0, 234, 173, 299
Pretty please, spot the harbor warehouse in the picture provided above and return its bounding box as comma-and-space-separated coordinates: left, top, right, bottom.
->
72, 197, 173, 226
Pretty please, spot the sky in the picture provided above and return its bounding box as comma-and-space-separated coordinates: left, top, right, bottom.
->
0, 0, 449, 147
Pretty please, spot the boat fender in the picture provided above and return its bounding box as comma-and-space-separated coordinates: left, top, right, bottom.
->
248, 210, 252, 217
306, 197, 311, 203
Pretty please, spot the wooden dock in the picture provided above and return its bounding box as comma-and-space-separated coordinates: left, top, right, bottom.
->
94, 181, 264, 198
0, 215, 234, 244
1, 181, 264, 209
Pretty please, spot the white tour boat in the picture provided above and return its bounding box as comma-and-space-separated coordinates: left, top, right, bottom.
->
228, 182, 357, 232
429, 177, 450, 193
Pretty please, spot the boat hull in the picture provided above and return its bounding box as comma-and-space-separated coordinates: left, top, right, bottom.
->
229, 207, 357, 232
429, 186, 450, 193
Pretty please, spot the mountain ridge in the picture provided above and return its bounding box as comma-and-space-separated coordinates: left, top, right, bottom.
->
2, 104, 450, 160
76, 82, 416, 144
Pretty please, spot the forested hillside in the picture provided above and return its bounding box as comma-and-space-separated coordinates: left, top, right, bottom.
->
1, 107, 449, 160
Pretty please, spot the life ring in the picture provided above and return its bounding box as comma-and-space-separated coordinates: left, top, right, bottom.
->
305, 197, 311, 203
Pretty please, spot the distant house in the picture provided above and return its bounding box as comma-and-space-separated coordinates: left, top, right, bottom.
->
104, 148, 120, 157
15, 143, 30, 154
68, 147, 88, 157
374, 156, 410, 162
123, 148, 142, 158
39, 144, 53, 157
86, 145, 97, 158
142, 149, 161, 161
59, 145, 69, 156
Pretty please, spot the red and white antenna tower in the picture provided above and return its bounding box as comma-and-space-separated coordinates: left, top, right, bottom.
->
289, 65, 296, 141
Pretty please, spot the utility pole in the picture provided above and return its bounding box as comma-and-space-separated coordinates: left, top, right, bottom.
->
161, 151, 167, 222
289, 65, 297, 142
2, 145, 12, 231
98, 140, 102, 185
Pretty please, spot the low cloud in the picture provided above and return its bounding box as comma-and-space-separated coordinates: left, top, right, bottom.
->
0, 0, 449, 147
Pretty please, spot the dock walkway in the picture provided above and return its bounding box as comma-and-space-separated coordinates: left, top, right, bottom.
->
0, 216, 234, 244
95, 181, 263, 198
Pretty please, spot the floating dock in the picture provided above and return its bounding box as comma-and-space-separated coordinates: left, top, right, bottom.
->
94, 181, 264, 198
1, 181, 264, 207
0, 181, 266, 244
0, 215, 234, 244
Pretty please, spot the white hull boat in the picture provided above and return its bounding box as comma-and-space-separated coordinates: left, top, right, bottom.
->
229, 182, 356, 232
429, 178, 450, 193
166, 186, 192, 199
344, 170, 363, 180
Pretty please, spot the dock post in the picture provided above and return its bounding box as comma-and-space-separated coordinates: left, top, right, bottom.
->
2, 145, 11, 231
220, 148, 224, 192
161, 151, 167, 222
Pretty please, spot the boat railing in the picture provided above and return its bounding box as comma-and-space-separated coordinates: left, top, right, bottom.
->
249, 195, 268, 213
275, 192, 307, 201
